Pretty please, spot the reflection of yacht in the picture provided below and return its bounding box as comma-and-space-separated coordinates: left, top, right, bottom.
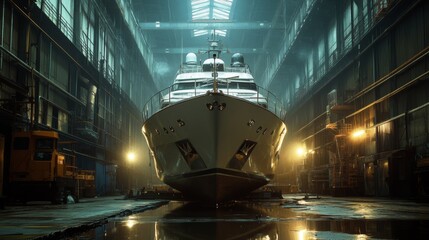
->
142, 34, 286, 203
155, 203, 278, 240
156, 216, 277, 240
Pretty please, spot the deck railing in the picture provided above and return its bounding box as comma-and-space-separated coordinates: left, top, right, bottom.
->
143, 81, 286, 121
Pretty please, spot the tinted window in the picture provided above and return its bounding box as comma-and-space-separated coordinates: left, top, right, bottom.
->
36, 138, 54, 149
228, 82, 238, 89
238, 83, 257, 90
173, 82, 195, 90
13, 137, 29, 150
202, 63, 224, 71
196, 82, 213, 89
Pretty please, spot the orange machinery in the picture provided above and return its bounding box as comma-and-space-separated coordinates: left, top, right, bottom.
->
9, 130, 80, 203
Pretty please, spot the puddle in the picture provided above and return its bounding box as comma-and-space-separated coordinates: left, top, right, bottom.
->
63, 201, 429, 239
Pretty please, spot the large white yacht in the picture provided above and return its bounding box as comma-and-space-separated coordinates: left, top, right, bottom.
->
142, 37, 286, 202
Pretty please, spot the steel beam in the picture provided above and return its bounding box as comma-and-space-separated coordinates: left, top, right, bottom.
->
140, 21, 276, 30
152, 47, 268, 54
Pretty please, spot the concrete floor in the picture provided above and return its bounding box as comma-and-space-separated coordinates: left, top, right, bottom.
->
0, 196, 167, 239
1, 194, 429, 239
281, 194, 429, 220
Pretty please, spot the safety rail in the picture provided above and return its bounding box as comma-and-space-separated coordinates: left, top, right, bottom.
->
178, 65, 251, 74
143, 82, 286, 121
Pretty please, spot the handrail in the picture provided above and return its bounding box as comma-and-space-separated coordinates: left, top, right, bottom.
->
142, 80, 286, 122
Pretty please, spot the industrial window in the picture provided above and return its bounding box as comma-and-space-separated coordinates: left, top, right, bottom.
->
98, 90, 106, 120
105, 92, 113, 124
328, 20, 337, 67
39, 0, 74, 40
58, 110, 69, 132
362, 0, 370, 31
352, 1, 359, 38
39, 37, 50, 78
107, 39, 115, 82
343, 3, 352, 51
394, 8, 425, 66
317, 38, 325, 76
59, 0, 74, 40
42, 46, 70, 92
39, 99, 70, 133
81, 0, 95, 63
408, 107, 429, 147
373, 0, 390, 19
45, 104, 54, 128
294, 75, 300, 93
375, 36, 391, 78
98, 25, 115, 82
55, 52, 69, 91
99, 26, 106, 75
284, 90, 290, 107
41, 0, 58, 24
306, 50, 314, 84
377, 122, 394, 152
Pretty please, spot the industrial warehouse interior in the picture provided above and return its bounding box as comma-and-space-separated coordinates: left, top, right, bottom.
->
0, 0, 429, 239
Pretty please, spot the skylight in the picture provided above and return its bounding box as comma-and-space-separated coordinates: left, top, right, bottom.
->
190, 0, 233, 37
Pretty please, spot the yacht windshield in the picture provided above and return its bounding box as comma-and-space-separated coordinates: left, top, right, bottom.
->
172, 82, 195, 90
172, 80, 257, 91
235, 82, 257, 90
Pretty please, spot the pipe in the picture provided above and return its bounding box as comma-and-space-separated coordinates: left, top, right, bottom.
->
86, 84, 97, 122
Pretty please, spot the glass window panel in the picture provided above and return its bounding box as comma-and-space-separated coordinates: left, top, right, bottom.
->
44, 0, 58, 23
58, 110, 69, 133
60, 0, 74, 40
36, 138, 54, 149
191, 0, 234, 36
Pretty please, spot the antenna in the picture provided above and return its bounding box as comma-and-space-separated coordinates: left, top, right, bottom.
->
213, 53, 218, 93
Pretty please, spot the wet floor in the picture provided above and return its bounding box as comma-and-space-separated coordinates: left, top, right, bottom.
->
66, 196, 429, 240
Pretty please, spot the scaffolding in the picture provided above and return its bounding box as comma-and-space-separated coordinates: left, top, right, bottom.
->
329, 123, 360, 196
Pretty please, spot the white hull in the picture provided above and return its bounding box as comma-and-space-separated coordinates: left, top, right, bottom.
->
142, 92, 286, 202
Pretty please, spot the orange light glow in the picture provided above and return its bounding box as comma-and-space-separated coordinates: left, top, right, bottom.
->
351, 129, 365, 139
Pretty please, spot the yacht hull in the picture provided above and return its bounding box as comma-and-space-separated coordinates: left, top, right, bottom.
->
142, 93, 286, 202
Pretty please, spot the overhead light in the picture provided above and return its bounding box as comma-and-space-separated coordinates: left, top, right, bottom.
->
194, 30, 209, 37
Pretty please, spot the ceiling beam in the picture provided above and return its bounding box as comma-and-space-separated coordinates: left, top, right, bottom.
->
152, 47, 268, 54
140, 21, 277, 30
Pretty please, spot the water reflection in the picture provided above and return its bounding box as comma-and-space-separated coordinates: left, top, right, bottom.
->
70, 201, 429, 240
154, 202, 278, 240
155, 221, 278, 240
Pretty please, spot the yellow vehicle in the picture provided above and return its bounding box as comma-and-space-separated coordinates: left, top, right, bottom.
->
9, 130, 79, 203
